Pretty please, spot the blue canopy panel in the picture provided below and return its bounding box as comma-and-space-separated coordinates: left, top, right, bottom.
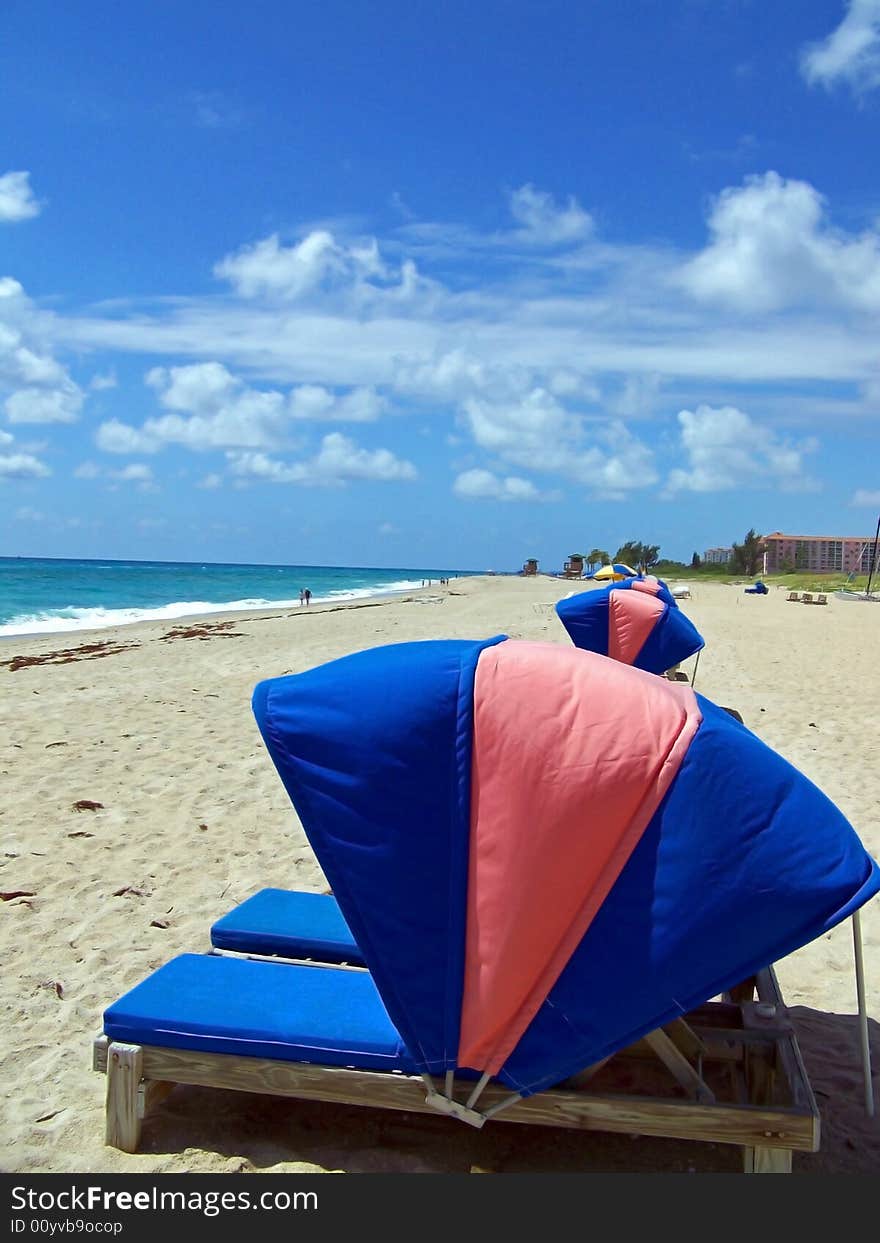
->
555, 590, 609, 659
555, 585, 704, 674
635, 607, 704, 673
252, 636, 506, 1076
497, 695, 880, 1095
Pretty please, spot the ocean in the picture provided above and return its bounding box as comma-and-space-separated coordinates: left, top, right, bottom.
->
0, 557, 476, 637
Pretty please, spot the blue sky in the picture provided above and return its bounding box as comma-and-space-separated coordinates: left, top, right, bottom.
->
2, 0, 880, 571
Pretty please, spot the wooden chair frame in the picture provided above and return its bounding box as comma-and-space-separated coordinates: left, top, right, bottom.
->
93, 966, 818, 1173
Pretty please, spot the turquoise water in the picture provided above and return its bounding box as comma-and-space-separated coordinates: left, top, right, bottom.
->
0, 557, 473, 637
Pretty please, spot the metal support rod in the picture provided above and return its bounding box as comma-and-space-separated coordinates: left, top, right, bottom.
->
481, 1091, 524, 1121
852, 911, 874, 1117
690, 648, 701, 691
464, 1072, 491, 1111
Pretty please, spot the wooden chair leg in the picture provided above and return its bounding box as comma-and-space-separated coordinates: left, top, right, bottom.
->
743, 1146, 792, 1173
105, 1042, 143, 1152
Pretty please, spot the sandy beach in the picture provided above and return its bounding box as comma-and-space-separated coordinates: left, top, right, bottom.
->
1, 574, 878, 1174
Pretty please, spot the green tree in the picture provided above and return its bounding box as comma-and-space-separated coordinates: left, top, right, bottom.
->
615, 541, 661, 570
691, 551, 702, 568
731, 528, 765, 577
586, 547, 607, 572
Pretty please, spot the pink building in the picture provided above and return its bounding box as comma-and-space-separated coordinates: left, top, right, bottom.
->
763, 532, 877, 575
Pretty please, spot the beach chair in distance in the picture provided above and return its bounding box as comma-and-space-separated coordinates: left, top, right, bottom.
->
815, 594, 828, 606
801, 593, 814, 604
555, 578, 704, 675
787, 592, 801, 602
94, 639, 879, 1171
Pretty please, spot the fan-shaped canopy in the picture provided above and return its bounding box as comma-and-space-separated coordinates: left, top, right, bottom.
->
253, 638, 878, 1097
556, 579, 704, 673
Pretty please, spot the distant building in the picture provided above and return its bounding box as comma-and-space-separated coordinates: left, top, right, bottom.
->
763, 532, 877, 575
703, 547, 733, 564
522, 558, 539, 576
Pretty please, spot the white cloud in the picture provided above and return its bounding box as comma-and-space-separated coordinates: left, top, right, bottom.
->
215, 230, 381, 300
197, 472, 222, 489
301, 432, 417, 483
462, 389, 583, 471
89, 371, 118, 391
460, 390, 656, 495
228, 432, 417, 487
5, 385, 82, 423
15, 505, 44, 520
287, 384, 335, 419
73, 459, 156, 490
546, 369, 600, 401
147, 361, 239, 412
145, 405, 286, 451
392, 350, 493, 401
680, 172, 880, 312
453, 469, 549, 502
509, 184, 593, 245
96, 419, 158, 454
801, 0, 880, 93
288, 384, 387, 421
378, 521, 398, 534
0, 428, 12, 446
214, 228, 431, 305
111, 463, 154, 484
665, 404, 818, 494
1, 278, 85, 428
98, 362, 290, 453
851, 488, 880, 506
610, 373, 663, 418
8, 348, 66, 385
0, 171, 41, 223
98, 365, 391, 455
0, 452, 51, 479
227, 451, 302, 483
587, 423, 658, 498
34, 175, 880, 492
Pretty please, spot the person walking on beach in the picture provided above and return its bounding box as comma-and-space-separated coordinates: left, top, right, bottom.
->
299, 589, 305, 606
304, 588, 312, 606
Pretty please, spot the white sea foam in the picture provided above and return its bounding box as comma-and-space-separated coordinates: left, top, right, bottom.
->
0, 580, 429, 637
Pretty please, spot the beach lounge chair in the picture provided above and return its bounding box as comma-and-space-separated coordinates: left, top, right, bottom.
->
95, 639, 879, 1170
801, 593, 814, 604
556, 578, 704, 676
787, 592, 801, 602
211, 887, 363, 964
815, 594, 828, 606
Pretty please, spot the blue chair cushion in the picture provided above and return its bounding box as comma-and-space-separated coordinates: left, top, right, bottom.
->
103, 954, 413, 1071
210, 888, 364, 965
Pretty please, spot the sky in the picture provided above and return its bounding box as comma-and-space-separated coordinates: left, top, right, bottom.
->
2, 0, 880, 572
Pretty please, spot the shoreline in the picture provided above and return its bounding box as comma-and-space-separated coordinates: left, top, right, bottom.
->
0, 578, 468, 644
2, 574, 877, 1173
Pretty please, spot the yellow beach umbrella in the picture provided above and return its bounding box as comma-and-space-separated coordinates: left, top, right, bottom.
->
592, 563, 636, 582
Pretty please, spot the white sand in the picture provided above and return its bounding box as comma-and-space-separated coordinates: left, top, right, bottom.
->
1, 575, 877, 1173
